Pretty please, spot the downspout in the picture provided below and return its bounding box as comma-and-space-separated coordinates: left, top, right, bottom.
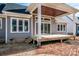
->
5, 13, 8, 44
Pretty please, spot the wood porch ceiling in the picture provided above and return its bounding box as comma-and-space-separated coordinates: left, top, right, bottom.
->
33, 6, 67, 17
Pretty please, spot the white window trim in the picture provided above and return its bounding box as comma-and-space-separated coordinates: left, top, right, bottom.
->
23, 19, 30, 33
57, 23, 66, 32
10, 17, 30, 33
0, 18, 2, 29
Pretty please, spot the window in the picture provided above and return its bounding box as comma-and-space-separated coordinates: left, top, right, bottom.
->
57, 24, 66, 32
36, 23, 50, 34
42, 23, 50, 34
48, 24, 50, 34
0, 18, 2, 29
77, 17, 79, 20
24, 20, 29, 31
18, 20, 23, 32
35, 16, 51, 34
41, 23, 43, 33
11, 18, 29, 33
12, 19, 17, 32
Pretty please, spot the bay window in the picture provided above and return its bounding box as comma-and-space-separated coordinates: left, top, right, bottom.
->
11, 18, 29, 33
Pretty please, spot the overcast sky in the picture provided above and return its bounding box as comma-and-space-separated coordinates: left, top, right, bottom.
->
67, 3, 79, 16
67, 3, 79, 9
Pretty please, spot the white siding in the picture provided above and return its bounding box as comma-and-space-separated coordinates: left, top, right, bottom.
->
55, 16, 74, 34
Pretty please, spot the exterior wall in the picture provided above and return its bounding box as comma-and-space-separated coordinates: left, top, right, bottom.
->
0, 18, 5, 42
32, 14, 75, 36
52, 15, 78, 35
33, 15, 68, 35
52, 23, 67, 34
53, 15, 78, 35
52, 17, 67, 34
7, 16, 31, 43
62, 16, 73, 34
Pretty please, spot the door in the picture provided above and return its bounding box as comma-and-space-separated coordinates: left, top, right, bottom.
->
35, 22, 50, 35
76, 24, 79, 35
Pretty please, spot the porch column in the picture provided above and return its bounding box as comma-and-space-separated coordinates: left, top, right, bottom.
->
37, 3, 41, 45
31, 16, 33, 36
73, 13, 76, 36
5, 15, 8, 43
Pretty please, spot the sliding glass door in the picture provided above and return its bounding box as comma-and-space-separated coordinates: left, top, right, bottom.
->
35, 22, 50, 35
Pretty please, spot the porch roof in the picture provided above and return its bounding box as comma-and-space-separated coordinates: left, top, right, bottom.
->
27, 3, 79, 17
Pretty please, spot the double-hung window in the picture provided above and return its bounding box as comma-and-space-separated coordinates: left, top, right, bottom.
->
24, 20, 29, 32
12, 19, 17, 32
11, 18, 29, 33
18, 20, 23, 32
57, 24, 66, 32
0, 18, 2, 29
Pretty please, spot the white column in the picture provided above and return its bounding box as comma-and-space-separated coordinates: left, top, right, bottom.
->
31, 16, 33, 36
73, 13, 76, 35
37, 3, 41, 38
5, 15, 8, 43
50, 17, 53, 34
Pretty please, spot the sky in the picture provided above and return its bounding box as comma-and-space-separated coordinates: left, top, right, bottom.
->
67, 3, 79, 16
67, 3, 79, 9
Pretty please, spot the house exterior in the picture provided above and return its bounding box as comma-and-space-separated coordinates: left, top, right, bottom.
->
0, 3, 31, 43
0, 3, 79, 43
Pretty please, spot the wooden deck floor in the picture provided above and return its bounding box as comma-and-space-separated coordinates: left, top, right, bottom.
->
34, 34, 75, 42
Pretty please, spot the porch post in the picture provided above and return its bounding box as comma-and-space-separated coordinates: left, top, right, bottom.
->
31, 16, 33, 36
73, 13, 76, 36
5, 15, 8, 43
37, 3, 41, 46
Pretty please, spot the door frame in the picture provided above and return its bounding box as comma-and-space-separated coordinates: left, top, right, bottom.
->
35, 16, 51, 35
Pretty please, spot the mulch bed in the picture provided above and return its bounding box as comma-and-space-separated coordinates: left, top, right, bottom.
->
35, 43, 79, 56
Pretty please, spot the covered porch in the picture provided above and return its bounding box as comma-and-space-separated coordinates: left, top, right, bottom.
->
27, 3, 79, 45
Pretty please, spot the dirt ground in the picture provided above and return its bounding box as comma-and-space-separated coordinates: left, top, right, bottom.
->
0, 37, 79, 56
